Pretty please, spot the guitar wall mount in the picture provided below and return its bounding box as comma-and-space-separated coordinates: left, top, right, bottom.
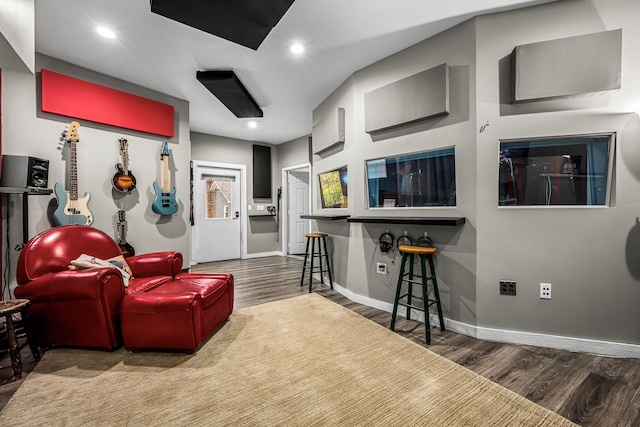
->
416, 232, 434, 247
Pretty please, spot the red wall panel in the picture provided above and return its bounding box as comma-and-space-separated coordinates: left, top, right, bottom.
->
41, 69, 174, 137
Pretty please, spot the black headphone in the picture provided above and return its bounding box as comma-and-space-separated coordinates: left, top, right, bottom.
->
378, 231, 394, 252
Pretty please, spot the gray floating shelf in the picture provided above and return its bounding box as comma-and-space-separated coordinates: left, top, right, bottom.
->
301, 215, 350, 220
347, 216, 465, 226
0, 187, 53, 195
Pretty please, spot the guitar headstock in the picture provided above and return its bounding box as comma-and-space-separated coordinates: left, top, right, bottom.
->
118, 138, 128, 154
160, 141, 170, 159
65, 121, 80, 144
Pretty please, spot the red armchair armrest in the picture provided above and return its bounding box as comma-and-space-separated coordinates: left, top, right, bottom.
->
125, 251, 183, 278
14, 268, 125, 304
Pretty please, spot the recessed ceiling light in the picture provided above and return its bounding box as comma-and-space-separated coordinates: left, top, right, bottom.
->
289, 43, 304, 54
248, 121, 258, 129
97, 26, 117, 39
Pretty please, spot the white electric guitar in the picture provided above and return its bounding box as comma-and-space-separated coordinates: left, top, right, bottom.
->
52, 121, 93, 226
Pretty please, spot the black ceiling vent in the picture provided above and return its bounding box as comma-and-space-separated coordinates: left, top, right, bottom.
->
150, 0, 296, 50
197, 70, 263, 118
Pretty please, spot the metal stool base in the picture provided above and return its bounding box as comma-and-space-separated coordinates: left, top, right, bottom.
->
300, 234, 334, 293
390, 249, 445, 345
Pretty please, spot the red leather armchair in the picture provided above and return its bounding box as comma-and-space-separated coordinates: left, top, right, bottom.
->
14, 225, 182, 350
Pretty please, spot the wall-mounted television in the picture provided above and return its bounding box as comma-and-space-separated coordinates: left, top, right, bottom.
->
318, 166, 348, 208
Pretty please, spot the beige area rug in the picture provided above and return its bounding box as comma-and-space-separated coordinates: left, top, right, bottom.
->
0, 294, 576, 426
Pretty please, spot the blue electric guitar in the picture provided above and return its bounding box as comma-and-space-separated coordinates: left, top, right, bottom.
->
52, 121, 94, 226
152, 141, 178, 215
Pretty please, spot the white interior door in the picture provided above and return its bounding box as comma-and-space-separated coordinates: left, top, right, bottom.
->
195, 165, 241, 262
288, 169, 310, 254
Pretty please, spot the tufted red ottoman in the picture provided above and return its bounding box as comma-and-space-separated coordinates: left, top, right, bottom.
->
121, 273, 234, 353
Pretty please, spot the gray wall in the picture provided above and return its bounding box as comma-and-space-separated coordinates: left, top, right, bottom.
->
312, 19, 478, 325
474, 0, 640, 344
0, 0, 34, 73
278, 135, 310, 170
191, 132, 309, 256
1, 55, 192, 297
311, 0, 640, 348
191, 133, 310, 256
191, 132, 280, 255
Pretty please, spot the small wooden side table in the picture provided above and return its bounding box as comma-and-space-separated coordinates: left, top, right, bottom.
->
0, 299, 40, 380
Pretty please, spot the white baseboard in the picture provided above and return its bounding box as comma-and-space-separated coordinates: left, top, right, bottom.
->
319, 275, 640, 359
475, 327, 640, 359
243, 251, 284, 259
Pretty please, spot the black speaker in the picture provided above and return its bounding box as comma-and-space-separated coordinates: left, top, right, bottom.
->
253, 144, 271, 199
0, 155, 50, 188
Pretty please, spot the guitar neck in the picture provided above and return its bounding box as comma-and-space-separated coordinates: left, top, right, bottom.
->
69, 140, 78, 201
162, 155, 170, 193
117, 210, 128, 242
117, 214, 134, 256
121, 154, 129, 175
118, 221, 128, 242
118, 138, 129, 175
117, 220, 124, 239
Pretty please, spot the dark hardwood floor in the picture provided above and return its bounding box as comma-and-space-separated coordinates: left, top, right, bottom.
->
2, 255, 639, 425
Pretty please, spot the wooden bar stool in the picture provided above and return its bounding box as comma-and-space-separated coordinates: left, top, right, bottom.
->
299, 233, 334, 293
0, 299, 40, 380
390, 245, 445, 345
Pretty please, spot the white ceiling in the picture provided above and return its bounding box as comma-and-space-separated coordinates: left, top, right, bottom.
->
34, 0, 556, 144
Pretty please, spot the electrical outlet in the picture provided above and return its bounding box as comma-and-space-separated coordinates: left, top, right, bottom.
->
376, 262, 387, 274
540, 283, 552, 299
499, 280, 516, 296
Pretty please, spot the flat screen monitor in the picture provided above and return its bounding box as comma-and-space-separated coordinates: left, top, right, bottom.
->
318, 166, 348, 208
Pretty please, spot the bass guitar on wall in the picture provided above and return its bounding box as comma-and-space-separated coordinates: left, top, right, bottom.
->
52, 121, 94, 226
112, 138, 136, 192
152, 141, 178, 215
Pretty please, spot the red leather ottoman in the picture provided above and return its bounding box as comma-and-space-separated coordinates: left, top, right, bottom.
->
121, 273, 234, 353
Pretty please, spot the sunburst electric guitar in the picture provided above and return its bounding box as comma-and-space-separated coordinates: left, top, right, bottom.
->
152, 141, 178, 215
52, 122, 94, 226
112, 138, 137, 192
